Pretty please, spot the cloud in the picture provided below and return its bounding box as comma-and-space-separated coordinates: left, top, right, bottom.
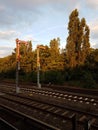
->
0, 0, 97, 58
0, 1, 42, 29
90, 39, 98, 48
0, 0, 81, 29
1, 0, 65, 7
91, 25, 98, 39
0, 0, 80, 16
0, 0, 55, 11
0, 30, 21, 40
0, 4, 5, 11
89, 20, 98, 39
88, 20, 98, 48
86, 0, 98, 9
94, 42, 98, 48
0, 46, 13, 58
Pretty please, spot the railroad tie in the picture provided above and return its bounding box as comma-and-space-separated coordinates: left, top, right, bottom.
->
61, 111, 69, 116
54, 109, 61, 114
37, 104, 44, 108
84, 118, 96, 130
87, 118, 96, 128
42, 105, 49, 110
69, 113, 76, 119
79, 115, 87, 122
48, 107, 55, 111
32, 103, 39, 106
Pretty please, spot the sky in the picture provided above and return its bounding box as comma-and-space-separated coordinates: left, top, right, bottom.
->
0, 0, 98, 58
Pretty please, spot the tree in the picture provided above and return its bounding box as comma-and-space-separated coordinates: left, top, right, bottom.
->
39, 45, 51, 71
19, 41, 33, 73
81, 24, 90, 63
86, 49, 98, 83
50, 38, 60, 57
49, 38, 61, 70
66, 9, 90, 68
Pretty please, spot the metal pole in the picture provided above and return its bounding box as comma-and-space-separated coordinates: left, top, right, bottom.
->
37, 66, 40, 88
15, 38, 29, 93
16, 61, 20, 93
37, 47, 41, 88
72, 114, 76, 130
84, 119, 91, 130
16, 40, 20, 93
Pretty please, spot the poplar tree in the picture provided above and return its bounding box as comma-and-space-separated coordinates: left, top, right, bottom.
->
50, 38, 60, 58
66, 9, 90, 67
49, 38, 61, 69
19, 41, 33, 73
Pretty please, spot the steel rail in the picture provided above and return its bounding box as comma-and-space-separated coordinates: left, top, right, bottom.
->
0, 104, 60, 130
1, 88, 98, 129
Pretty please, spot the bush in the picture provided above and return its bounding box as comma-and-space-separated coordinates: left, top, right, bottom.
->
81, 71, 96, 88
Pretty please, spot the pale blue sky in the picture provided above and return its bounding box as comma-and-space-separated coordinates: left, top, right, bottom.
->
0, 0, 98, 57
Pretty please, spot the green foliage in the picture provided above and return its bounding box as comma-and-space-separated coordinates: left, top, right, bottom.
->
66, 9, 90, 68
40, 70, 64, 85
28, 71, 37, 83
81, 71, 96, 88
56, 71, 65, 84
0, 9, 98, 89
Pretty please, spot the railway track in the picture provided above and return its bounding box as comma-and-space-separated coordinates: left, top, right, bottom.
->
1, 81, 98, 96
0, 83, 98, 109
0, 106, 59, 130
0, 92, 76, 130
0, 91, 98, 130
0, 83, 98, 130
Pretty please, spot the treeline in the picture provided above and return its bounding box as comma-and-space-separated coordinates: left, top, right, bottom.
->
0, 9, 98, 88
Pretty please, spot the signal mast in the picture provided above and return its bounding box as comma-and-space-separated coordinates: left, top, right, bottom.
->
16, 38, 29, 93
37, 45, 45, 88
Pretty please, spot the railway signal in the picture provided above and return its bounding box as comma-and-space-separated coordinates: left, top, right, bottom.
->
37, 45, 45, 88
16, 38, 29, 93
